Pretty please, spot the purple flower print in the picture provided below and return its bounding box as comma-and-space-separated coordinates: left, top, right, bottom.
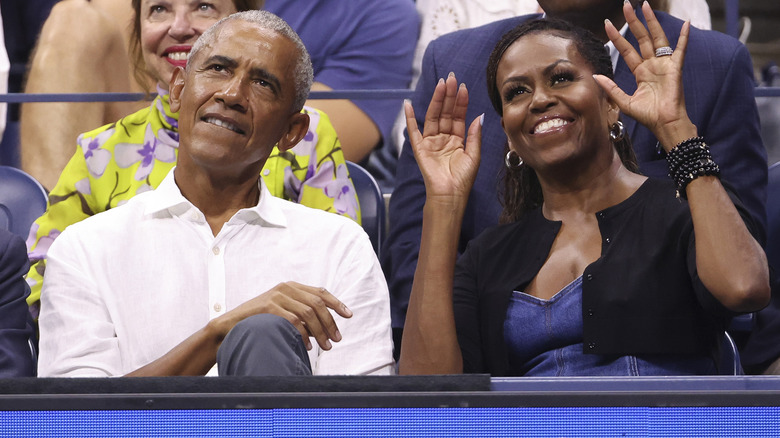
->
306, 161, 358, 221
27, 226, 61, 262
115, 124, 177, 180
74, 178, 91, 196
79, 129, 115, 178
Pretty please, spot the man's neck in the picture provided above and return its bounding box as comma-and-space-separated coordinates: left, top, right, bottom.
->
173, 164, 263, 236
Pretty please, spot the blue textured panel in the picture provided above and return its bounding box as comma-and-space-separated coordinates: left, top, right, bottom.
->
2, 407, 780, 437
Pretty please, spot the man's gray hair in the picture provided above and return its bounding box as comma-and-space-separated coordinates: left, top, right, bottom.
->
188, 10, 314, 111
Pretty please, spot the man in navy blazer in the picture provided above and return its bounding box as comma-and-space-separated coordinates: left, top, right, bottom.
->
383, 1, 767, 348
0, 229, 35, 377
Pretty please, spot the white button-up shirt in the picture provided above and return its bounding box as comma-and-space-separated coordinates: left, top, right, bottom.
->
39, 171, 394, 377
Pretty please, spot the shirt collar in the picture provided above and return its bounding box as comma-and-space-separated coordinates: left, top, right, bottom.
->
144, 169, 288, 228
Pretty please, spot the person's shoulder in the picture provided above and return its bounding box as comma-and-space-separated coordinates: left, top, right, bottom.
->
78, 103, 153, 143
277, 198, 363, 233
60, 190, 154, 239
431, 13, 537, 49
0, 229, 26, 265
654, 10, 743, 55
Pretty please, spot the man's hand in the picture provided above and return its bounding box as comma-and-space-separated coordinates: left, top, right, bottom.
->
215, 282, 353, 351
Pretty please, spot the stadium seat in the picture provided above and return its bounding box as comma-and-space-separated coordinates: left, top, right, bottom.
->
0, 166, 48, 239
347, 161, 385, 257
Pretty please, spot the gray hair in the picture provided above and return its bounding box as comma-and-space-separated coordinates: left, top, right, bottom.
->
188, 10, 314, 111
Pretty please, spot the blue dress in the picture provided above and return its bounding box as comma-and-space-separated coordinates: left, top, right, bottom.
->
503, 276, 718, 376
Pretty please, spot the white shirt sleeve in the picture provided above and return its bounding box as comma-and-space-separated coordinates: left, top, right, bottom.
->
38, 230, 122, 377
310, 230, 395, 375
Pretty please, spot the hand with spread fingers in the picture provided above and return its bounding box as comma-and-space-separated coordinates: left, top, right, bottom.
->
404, 73, 483, 202
593, 1, 697, 150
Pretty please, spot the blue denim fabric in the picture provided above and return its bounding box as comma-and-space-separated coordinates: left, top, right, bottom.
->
503, 276, 717, 376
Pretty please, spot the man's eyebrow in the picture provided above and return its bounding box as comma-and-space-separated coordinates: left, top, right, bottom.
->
202, 55, 238, 69
250, 67, 282, 92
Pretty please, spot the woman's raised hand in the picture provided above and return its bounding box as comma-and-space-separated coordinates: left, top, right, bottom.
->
593, 1, 698, 150
405, 73, 482, 201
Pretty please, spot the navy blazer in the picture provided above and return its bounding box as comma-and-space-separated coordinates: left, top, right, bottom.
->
0, 229, 35, 377
383, 10, 767, 329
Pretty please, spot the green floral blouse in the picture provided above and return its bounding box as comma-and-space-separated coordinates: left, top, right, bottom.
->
26, 91, 360, 311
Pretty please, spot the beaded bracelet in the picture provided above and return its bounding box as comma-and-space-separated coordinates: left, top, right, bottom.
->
666, 137, 720, 199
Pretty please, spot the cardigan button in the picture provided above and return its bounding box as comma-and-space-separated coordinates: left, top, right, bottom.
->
605, 237, 611, 244
586, 274, 593, 281
597, 212, 605, 219
587, 308, 594, 317
588, 342, 596, 350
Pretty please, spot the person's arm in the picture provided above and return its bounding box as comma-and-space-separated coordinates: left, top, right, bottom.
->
304, 2, 419, 162
20, 0, 145, 190
382, 40, 442, 332
127, 281, 353, 377
596, 2, 770, 312
398, 74, 482, 375
308, 224, 394, 375
0, 232, 35, 377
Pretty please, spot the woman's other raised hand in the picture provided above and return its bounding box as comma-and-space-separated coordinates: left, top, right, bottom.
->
593, 1, 698, 150
405, 73, 483, 203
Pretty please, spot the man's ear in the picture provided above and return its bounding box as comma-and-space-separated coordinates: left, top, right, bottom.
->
277, 111, 310, 152
168, 67, 186, 113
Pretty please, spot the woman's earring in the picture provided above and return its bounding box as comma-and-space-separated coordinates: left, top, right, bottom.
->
609, 121, 625, 143
505, 150, 523, 168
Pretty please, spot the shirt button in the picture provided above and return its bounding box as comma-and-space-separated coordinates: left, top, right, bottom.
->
190, 212, 199, 221
588, 342, 596, 350
263, 169, 270, 176
213, 303, 222, 312
212, 247, 220, 255
586, 274, 593, 281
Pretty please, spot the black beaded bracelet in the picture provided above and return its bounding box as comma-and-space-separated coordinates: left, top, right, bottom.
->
666, 137, 720, 199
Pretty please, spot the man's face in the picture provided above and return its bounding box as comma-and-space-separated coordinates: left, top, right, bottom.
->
169, 19, 308, 176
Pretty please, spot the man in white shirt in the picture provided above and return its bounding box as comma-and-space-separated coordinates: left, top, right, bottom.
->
38, 10, 394, 377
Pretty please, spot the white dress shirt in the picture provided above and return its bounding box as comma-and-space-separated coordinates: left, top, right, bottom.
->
39, 171, 394, 377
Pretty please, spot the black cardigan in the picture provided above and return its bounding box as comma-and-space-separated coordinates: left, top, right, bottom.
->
453, 178, 753, 376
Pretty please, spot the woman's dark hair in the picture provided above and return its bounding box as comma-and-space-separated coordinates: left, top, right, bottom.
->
129, 0, 265, 91
486, 18, 639, 223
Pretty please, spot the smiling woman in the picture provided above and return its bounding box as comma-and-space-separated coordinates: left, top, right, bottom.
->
399, 4, 770, 377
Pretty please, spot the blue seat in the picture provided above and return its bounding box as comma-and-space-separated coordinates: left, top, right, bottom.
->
0, 166, 48, 239
767, 162, 780, 271
720, 331, 743, 375
347, 162, 385, 256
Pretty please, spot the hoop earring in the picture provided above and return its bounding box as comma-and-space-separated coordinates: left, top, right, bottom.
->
609, 121, 625, 143
505, 150, 523, 168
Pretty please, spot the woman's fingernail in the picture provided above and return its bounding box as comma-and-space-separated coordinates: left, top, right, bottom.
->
448, 71, 455, 78
479, 113, 485, 126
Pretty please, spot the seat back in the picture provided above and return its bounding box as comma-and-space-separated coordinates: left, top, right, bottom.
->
719, 331, 744, 375
767, 162, 780, 271
0, 166, 48, 239
346, 162, 385, 256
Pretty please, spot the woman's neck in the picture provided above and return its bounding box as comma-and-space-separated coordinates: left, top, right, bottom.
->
537, 154, 646, 221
